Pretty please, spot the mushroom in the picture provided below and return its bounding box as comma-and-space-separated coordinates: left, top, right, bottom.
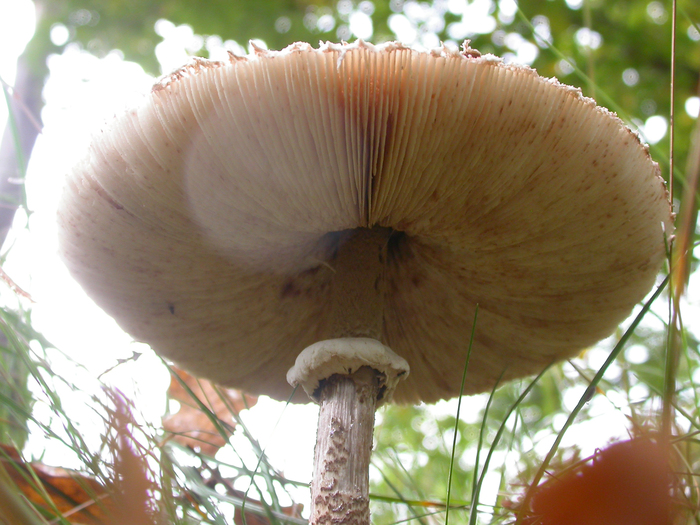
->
58, 41, 672, 524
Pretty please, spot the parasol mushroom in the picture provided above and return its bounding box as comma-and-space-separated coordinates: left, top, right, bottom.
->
57, 41, 672, 524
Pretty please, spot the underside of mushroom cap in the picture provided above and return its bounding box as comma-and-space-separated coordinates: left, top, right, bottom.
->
58, 41, 673, 404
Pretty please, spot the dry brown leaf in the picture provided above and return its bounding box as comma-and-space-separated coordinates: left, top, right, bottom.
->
671, 80, 700, 301
163, 367, 257, 456
1, 393, 166, 525
1, 444, 114, 525
520, 438, 674, 525
105, 390, 162, 525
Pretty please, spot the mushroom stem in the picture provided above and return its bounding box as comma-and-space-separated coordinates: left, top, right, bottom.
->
287, 227, 409, 525
328, 226, 392, 339
311, 366, 380, 525
311, 227, 388, 525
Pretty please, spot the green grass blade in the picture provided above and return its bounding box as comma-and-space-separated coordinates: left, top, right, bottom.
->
474, 365, 553, 523
468, 375, 503, 525
445, 305, 478, 525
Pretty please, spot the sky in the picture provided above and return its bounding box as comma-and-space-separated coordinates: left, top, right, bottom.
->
1, 0, 699, 518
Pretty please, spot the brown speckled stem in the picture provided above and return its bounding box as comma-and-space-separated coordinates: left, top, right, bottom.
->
311, 367, 380, 525
327, 227, 391, 340
309, 228, 391, 525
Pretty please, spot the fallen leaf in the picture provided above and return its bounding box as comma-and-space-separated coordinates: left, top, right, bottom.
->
105, 390, 162, 525
163, 367, 257, 456
523, 438, 674, 525
1, 444, 114, 525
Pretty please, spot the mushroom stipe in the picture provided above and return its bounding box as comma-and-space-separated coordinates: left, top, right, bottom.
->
58, 41, 673, 525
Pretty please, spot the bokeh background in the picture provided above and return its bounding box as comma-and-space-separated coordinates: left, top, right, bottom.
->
0, 0, 699, 523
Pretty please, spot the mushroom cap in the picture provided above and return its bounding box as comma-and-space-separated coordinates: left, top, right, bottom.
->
58, 41, 672, 404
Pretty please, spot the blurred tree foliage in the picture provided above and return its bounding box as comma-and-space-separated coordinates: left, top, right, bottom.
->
34, 0, 700, 174
40, 0, 338, 73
